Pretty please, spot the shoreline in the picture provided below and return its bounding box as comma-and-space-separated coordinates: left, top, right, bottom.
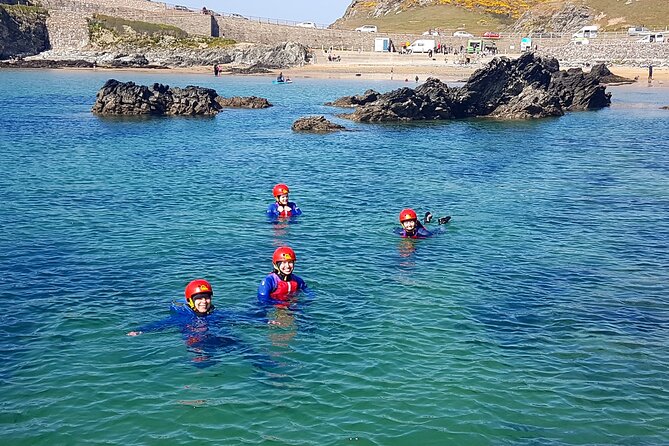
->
7, 52, 669, 86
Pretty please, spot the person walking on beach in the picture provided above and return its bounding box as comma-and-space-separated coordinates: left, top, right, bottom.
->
258, 246, 309, 304
648, 64, 653, 83
267, 183, 302, 219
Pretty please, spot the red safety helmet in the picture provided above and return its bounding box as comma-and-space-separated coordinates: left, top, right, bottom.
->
399, 208, 418, 223
272, 183, 290, 198
273, 246, 296, 264
184, 279, 213, 301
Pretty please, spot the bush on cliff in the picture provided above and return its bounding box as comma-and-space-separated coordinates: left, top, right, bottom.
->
88, 14, 235, 50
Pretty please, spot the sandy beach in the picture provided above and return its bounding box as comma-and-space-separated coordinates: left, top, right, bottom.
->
278, 50, 669, 86
81, 49, 669, 87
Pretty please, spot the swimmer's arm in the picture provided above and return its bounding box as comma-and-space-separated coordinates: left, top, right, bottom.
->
126, 316, 180, 336
257, 275, 276, 303
266, 203, 279, 216
290, 203, 302, 216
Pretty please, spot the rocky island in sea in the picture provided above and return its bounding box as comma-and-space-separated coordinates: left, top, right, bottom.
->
91, 79, 271, 116
328, 53, 612, 122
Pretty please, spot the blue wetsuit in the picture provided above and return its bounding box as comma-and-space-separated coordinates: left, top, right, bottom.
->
393, 221, 434, 239
132, 301, 270, 368
266, 202, 302, 219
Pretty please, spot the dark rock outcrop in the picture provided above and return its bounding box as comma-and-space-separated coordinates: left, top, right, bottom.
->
331, 53, 611, 122
588, 64, 635, 85
0, 4, 49, 60
324, 89, 380, 107
661, 106, 669, 110
91, 79, 272, 115
0, 58, 95, 69
292, 116, 345, 133
92, 79, 222, 116
216, 96, 272, 108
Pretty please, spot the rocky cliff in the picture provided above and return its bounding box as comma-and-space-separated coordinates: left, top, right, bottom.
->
0, 3, 49, 59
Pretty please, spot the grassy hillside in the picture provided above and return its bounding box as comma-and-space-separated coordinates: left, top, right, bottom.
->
584, 0, 669, 30
333, 3, 515, 34
88, 14, 235, 49
333, 0, 669, 33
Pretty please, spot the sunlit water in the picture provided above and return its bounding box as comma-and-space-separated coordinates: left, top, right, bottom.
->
1, 69, 668, 445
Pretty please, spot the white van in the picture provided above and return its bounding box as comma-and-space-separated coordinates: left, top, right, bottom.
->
408, 39, 436, 53
638, 33, 665, 43
572, 26, 598, 39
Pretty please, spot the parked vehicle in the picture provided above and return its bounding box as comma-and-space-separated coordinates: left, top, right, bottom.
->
638, 33, 665, 43
228, 13, 247, 20
408, 39, 436, 54
453, 31, 474, 38
296, 22, 317, 28
422, 30, 439, 36
174, 5, 190, 11
628, 26, 650, 36
483, 31, 501, 39
572, 25, 598, 39
355, 25, 377, 33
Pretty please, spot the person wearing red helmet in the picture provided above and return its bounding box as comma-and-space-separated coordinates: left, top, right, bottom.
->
267, 183, 302, 219
127, 279, 276, 369
258, 246, 308, 304
127, 279, 216, 336
394, 208, 433, 239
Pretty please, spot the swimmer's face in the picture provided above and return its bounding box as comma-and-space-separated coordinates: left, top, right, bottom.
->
277, 260, 294, 275
191, 293, 212, 314
277, 194, 289, 205
402, 220, 416, 231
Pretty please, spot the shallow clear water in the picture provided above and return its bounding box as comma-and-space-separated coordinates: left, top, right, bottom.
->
1, 69, 668, 445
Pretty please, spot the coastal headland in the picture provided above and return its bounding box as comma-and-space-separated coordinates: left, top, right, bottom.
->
2, 0, 667, 87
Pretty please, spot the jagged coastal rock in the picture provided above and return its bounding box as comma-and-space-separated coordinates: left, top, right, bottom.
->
0, 3, 49, 60
292, 116, 345, 133
324, 89, 380, 107
91, 79, 271, 115
216, 96, 272, 109
329, 53, 612, 122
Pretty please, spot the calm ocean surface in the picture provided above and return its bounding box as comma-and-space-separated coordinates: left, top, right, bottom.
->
1, 69, 668, 445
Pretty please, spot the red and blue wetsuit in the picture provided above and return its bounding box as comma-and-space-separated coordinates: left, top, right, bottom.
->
266, 202, 302, 218
257, 272, 308, 304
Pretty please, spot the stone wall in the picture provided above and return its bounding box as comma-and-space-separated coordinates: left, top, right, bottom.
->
40, 0, 214, 37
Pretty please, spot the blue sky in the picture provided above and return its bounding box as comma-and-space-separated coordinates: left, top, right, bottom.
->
174, 1, 352, 26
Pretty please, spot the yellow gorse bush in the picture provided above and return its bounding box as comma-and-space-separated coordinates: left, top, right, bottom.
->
403, 0, 546, 18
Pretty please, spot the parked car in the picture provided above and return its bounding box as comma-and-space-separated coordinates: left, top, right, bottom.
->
422, 30, 439, 36
355, 25, 377, 33
482, 31, 501, 39
453, 31, 474, 38
628, 26, 650, 36
228, 13, 247, 20
638, 33, 664, 43
296, 21, 317, 28
174, 5, 190, 11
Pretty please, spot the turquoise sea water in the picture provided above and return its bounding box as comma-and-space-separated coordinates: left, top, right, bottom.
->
1, 69, 668, 445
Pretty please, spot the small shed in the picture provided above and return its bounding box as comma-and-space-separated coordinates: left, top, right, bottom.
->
374, 37, 390, 52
